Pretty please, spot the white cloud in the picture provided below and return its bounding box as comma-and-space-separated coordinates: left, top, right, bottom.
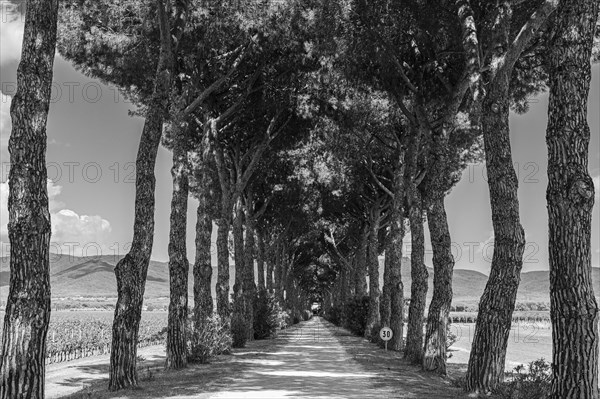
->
0, 180, 7, 240
0, 94, 10, 131
0, 93, 11, 161
52, 209, 112, 242
47, 179, 65, 211
0, 18, 24, 67
0, 179, 112, 257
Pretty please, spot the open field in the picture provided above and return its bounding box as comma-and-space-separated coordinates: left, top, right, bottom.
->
0, 310, 168, 357
447, 322, 553, 371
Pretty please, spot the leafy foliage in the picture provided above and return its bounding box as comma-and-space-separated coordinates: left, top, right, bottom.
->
230, 296, 248, 348
187, 314, 232, 364
342, 295, 370, 336
492, 359, 552, 399
253, 289, 288, 340
325, 304, 343, 326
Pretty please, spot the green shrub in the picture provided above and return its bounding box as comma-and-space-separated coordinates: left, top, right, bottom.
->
326, 305, 343, 325
369, 323, 382, 345
253, 289, 287, 340
231, 314, 247, 348
187, 314, 232, 364
230, 296, 248, 348
279, 309, 291, 329
493, 358, 552, 399
343, 295, 370, 336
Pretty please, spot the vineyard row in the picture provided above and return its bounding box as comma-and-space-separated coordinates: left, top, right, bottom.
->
45, 337, 165, 365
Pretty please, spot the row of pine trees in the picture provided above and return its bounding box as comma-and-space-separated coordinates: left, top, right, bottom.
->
1, 1, 598, 398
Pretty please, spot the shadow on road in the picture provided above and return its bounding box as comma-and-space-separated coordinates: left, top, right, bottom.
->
59, 317, 468, 399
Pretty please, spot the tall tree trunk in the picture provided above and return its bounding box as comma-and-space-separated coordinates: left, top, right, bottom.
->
422, 196, 454, 374
365, 204, 382, 338
339, 264, 348, 324
354, 224, 369, 297
465, 70, 526, 393
266, 243, 274, 292
215, 212, 231, 321
388, 216, 405, 351
165, 137, 190, 370
341, 259, 353, 310
388, 156, 407, 351
289, 279, 299, 320
405, 188, 427, 363
193, 182, 213, 326
108, 0, 188, 389
243, 217, 257, 341
347, 258, 356, 298
331, 278, 339, 314
274, 242, 283, 302
232, 197, 244, 297
380, 240, 392, 328
546, 1, 599, 396
463, 0, 557, 391
348, 258, 357, 298
256, 230, 266, 291
231, 196, 246, 337
0, 1, 58, 397
281, 244, 289, 304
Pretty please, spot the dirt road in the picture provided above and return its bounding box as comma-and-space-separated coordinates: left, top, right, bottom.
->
51, 317, 468, 398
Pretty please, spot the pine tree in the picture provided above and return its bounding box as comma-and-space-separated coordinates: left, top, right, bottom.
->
0, 1, 59, 397
545, 0, 600, 396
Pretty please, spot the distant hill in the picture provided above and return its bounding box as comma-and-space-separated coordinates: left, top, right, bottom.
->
1, 254, 598, 308
0, 254, 236, 305
376, 258, 600, 306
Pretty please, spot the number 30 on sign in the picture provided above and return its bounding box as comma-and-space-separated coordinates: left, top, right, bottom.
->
379, 327, 393, 341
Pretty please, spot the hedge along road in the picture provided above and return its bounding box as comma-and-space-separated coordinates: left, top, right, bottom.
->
54, 317, 469, 398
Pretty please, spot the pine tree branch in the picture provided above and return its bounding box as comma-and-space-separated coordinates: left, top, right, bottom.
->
502, 0, 558, 73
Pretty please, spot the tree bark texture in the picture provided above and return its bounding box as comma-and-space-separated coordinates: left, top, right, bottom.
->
165, 136, 190, 370
233, 197, 244, 296
354, 224, 369, 297
274, 242, 283, 302
422, 196, 454, 375
266, 244, 274, 292
404, 188, 428, 363
388, 156, 407, 351
0, 1, 58, 397
365, 204, 382, 338
380, 242, 392, 328
109, 0, 188, 389
243, 216, 257, 341
193, 180, 213, 325
463, 0, 558, 393
281, 245, 290, 304
465, 69, 526, 393
215, 214, 231, 321
546, 0, 600, 396
256, 230, 266, 291
388, 218, 405, 351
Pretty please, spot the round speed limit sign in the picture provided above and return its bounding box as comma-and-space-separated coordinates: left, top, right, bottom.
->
379, 327, 393, 341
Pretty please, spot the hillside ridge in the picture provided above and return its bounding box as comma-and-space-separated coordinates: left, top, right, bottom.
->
1, 255, 598, 306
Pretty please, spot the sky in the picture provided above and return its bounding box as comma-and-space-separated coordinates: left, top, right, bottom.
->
0, 4, 598, 277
